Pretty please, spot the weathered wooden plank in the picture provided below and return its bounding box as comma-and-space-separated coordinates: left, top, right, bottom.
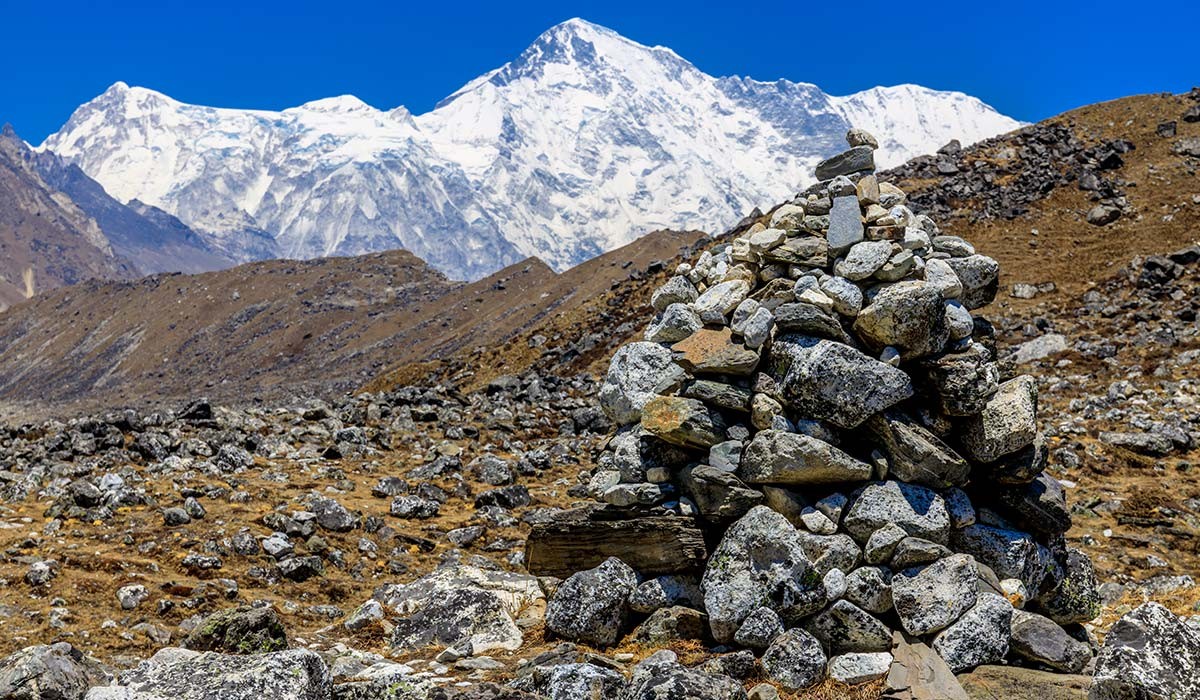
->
525, 516, 707, 578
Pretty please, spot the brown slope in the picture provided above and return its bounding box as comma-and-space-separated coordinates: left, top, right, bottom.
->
0, 228, 704, 418
883, 89, 1200, 308
0, 125, 137, 309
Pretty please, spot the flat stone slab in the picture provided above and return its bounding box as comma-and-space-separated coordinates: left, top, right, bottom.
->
525, 517, 707, 578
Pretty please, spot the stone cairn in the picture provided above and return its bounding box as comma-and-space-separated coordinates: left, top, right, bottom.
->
534, 129, 1103, 691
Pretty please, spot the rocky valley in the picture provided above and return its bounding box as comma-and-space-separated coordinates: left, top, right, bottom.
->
0, 72, 1199, 700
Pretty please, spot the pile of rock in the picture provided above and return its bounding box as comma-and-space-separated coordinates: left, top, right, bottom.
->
555, 129, 1104, 689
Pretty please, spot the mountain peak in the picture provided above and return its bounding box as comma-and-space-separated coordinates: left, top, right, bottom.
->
295, 95, 375, 113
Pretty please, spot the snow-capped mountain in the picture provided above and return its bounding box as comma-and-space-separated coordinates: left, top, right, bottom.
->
41, 18, 1022, 280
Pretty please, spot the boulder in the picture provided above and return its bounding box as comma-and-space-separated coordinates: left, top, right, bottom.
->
1009, 609, 1091, 673
1090, 602, 1200, 700
843, 481, 951, 545
1034, 548, 1101, 625
390, 586, 525, 655
0, 643, 108, 700
827, 651, 892, 685
931, 592, 1012, 672
84, 648, 330, 700
694, 280, 752, 323
738, 430, 872, 485
827, 195, 865, 254
951, 523, 1043, 593
683, 465, 764, 521
545, 557, 639, 648
815, 146, 875, 180
960, 375, 1038, 463
761, 629, 827, 691
805, 599, 892, 654
182, 606, 288, 654
892, 553, 978, 636
701, 506, 820, 644
853, 281, 949, 359
624, 657, 747, 700
865, 411, 970, 488
919, 344, 999, 417
958, 665, 1091, 700
599, 343, 686, 425
943, 255, 999, 309
671, 328, 760, 375
994, 472, 1071, 535
773, 335, 913, 429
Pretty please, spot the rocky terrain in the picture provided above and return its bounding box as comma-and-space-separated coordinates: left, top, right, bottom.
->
0, 90, 1198, 699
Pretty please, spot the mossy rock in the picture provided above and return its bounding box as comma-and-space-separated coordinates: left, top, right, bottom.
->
182, 605, 288, 654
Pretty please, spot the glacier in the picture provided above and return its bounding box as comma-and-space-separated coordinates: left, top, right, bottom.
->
40, 18, 1023, 280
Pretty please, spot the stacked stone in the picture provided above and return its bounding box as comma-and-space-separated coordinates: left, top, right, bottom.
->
589, 129, 1101, 688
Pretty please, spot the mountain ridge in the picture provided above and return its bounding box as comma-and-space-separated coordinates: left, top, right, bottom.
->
40, 18, 1022, 281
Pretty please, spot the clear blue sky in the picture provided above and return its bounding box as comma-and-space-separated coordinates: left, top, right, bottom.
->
3, 0, 1197, 143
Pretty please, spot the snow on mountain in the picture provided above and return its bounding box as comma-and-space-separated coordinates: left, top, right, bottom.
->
41, 18, 1022, 280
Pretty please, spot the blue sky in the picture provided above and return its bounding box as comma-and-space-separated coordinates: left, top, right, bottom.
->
3, 0, 1197, 143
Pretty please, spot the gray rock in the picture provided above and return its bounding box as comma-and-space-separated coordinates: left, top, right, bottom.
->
806, 599, 892, 654
84, 648, 330, 700
645, 303, 703, 343
694, 280, 752, 323
773, 303, 850, 342
835, 241, 893, 281
628, 575, 702, 614
815, 146, 875, 180
599, 342, 686, 425
701, 506, 819, 644
944, 300, 974, 340
1086, 204, 1121, 226
796, 531, 863, 579
1035, 548, 1101, 626
931, 592, 1012, 673
960, 375, 1038, 463
545, 557, 638, 648
952, 523, 1044, 594
652, 276, 699, 312
762, 629, 827, 691
1090, 602, 1200, 700
995, 472, 1071, 535
846, 129, 879, 149
844, 566, 893, 614
521, 662, 626, 700
944, 255, 999, 310
310, 496, 357, 532
827, 195, 865, 254
864, 523, 908, 565
865, 411, 970, 488
843, 481, 950, 545
827, 651, 892, 685
624, 657, 747, 700
734, 607, 785, 650
182, 606, 288, 654
819, 275, 863, 316
117, 584, 150, 611
632, 606, 707, 644
919, 343, 1000, 416
923, 258, 963, 298
892, 553, 978, 636
0, 643, 108, 700
739, 430, 872, 485
772, 335, 913, 429
1099, 430, 1176, 456
682, 465, 763, 521
853, 281, 948, 359
890, 537, 952, 569
1011, 333, 1068, 365
1009, 609, 1091, 673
